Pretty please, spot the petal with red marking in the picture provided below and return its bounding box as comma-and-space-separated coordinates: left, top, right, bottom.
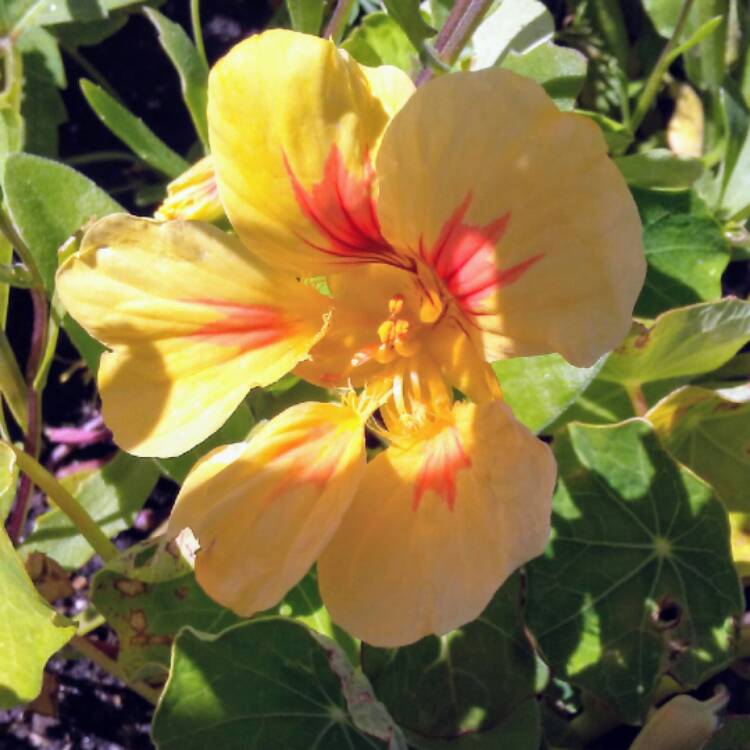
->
208, 29, 414, 274
318, 400, 556, 646
168, 401, 366, 616
56, 215, 329, 457
376, 68, 645, 367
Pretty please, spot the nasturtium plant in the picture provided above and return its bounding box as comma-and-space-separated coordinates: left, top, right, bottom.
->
0, 1, 749, 748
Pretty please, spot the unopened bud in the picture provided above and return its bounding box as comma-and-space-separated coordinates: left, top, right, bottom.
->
154, 155, 224, 223
629, 687, 729, 750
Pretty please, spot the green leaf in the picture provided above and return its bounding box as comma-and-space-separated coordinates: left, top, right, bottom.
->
361, 574, 539, 747
635, 213, 730, 317
525, 420, 743, 722
152, 618, 407, 750
91, 537, 242, 681
144, 8, 209, 150
404, 699, 540, 750
18, 27, 66, 157
0, 523, 75, 708
0, 442, 18, 521
21, 451, 160, 570
600, 299, 750, 386
587, 0, 629, 71
647, 384, 750, 512
500, 41, 587, 111
80, 78, 188, 178
642, 0, 682, 37
575, 109, 633, 153
342, 12, 417, 72
615, 149, 703, 189
2, 152, 120, 369
2, 153, 119, 293
155, 402, 255, 484
719, 90, 750, 220
492, 353, 605, 433
6, 0, 149, 33
247, 375, 333, 424
682, 3, 728, 92
382, 0, 435, 51
285, 0, 325, 35
470, 0, 553, 70
0, 331, 28, 431
551, 377, 634, 426
704, 717, 750, 749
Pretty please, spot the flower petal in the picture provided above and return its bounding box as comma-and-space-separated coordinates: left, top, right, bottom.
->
318, 400, 555, 646
208, 29, 414, 273
56, 215, 329, 457
375, 68, 645, 367
168, 401, 366, 616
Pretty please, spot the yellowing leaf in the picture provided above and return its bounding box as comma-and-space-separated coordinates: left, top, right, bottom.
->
0, 524, 75, 708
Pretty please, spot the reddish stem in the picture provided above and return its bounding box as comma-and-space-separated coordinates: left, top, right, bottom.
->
415, 0, 493, 86
6, 287, 48, 543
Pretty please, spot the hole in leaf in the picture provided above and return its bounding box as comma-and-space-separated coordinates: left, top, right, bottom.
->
653, 598, 682, 630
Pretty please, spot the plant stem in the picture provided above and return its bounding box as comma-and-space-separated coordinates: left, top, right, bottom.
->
0, 206, 43, 289
0, 263, 33, 288
630, 0, 696, 133
65, 151, 142, 167
415, 0, 494, 85
190, 0, 208, 70
626, 383, 649, 417
324, 0, 356, 43
70, 635, 161, 706
5, 443, 119, 562
61, 44, 121, 102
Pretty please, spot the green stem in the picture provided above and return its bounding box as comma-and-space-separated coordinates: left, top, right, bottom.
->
0, 263, 33, 288
71, 635, 161, 705
324, 0, 356, 43
0, 205, 43, 289
32, 304, 59, 394
61, 44, 120, 102
190, 0, 208, 70
65, 151, 142, 167
5, 443, 119, 562
630, 0, 697, 133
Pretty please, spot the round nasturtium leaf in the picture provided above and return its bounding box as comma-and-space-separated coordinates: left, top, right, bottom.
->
525, 419, 743, 723
152, 618, 406, 750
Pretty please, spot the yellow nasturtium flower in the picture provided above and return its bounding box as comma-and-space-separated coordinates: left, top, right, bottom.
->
56, 29, 645, 646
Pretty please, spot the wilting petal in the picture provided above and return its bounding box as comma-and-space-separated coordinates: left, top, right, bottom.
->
168, 401, 366, 616
318, 400, 556, 646
56, 215, 329, 457
375, 68, 645, 367
208, 29, 414, 274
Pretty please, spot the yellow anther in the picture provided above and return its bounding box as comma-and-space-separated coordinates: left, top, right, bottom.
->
388, 294, 404, 316
377, 319, 396, 346
394, 319, 410, 338
375, 343, 398, 364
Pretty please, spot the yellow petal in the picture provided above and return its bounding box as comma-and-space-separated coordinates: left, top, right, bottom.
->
375, 68, 645, 367
56, 215, 329, 457
168, 401, 366, 616
318, 399, 556, 646
154, 155, 224, 223
208, 29, 414, 274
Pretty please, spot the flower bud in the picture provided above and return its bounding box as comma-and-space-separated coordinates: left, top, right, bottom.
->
154, 155, 224, 222
629, 688, 729, 750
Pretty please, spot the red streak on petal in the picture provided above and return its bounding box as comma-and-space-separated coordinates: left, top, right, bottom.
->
413, 426, 471, 512
186, 299, 289, 352
422, 193, 543, 314
284, 146, 402, 265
